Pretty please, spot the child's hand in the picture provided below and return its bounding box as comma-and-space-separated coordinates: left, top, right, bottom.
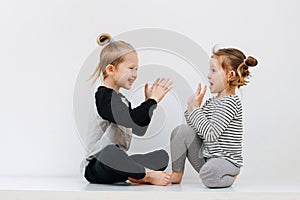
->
187, 83, 207, 113
144, 78, 160, 101
148, 78, 173, 103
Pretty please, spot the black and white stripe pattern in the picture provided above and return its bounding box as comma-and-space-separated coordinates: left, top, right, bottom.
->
185, 95, 243, 167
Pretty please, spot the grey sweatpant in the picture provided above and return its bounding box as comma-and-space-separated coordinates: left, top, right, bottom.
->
170, 124, 240, 188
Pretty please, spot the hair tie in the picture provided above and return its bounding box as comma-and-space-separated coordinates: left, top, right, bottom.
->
243, 59, 248, 66
110, 38, 116, 43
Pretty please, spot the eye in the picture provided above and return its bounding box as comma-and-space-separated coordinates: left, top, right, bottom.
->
129, 66, 138, 71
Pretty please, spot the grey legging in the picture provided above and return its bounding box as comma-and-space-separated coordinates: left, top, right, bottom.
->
170, 124, 240, 188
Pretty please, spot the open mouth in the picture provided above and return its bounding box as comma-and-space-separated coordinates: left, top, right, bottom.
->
128, 79, 135, 84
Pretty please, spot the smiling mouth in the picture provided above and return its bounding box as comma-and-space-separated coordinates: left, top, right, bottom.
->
128, 79, 135, 84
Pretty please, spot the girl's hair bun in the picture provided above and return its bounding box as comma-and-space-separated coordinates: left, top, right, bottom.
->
96, 33, 112, 46
245, 56, 258, 67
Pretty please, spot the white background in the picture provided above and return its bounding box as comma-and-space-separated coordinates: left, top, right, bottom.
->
0, 0, 299, 184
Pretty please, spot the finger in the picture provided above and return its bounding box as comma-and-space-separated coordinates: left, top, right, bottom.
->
164, 77, 170, 83
201, 85, 207, 95
165, 79, 173, 89
164, 84, 173, 94
164, 80, 173, 91
158, 77, 166, 86
152, 78, 160, 89
144, 83, 148, 91
168, 82, 174, 90
162, 78, 171, 89
195, 83, 201, 95
152, 78, 160, 88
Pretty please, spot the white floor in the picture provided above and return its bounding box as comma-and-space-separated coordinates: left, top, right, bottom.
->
0, 176, 299, 200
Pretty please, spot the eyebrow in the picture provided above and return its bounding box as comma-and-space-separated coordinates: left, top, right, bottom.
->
129, 64, 138, 68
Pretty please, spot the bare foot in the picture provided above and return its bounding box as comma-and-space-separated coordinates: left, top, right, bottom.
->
128, 177, 144, 184
170, 172, 184, 184
128, 168, 171, 186
233, 175, 238, 181
144, 170, 171, 186
128, 172, 171, 186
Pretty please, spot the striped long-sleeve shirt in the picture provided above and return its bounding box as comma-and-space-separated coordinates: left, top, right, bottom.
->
184, 95, 243, 167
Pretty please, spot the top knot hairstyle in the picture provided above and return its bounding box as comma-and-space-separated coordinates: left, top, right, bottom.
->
212, 47, 258, 88
91, 33, 136, 84
96, 33, 114, 46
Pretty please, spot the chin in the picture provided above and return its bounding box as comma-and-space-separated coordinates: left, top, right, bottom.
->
210, 90, 218, 95
123, 85, 131, 90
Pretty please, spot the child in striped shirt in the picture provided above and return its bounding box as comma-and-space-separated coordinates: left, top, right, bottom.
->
169, 47, 258, 188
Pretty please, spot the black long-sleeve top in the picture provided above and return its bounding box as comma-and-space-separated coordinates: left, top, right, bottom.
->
95, 86, 157, 136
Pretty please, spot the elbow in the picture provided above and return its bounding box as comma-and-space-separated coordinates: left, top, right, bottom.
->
132, 116, 151, 127
204, 130, 218, 142
137, 132, 146, 137
133, 125, 148, 137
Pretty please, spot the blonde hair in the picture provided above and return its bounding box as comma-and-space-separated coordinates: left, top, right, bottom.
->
212, 47, 258, 88
90, 33, 136, 84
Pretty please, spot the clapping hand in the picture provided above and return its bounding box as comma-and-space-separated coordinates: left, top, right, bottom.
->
144, 78, 160, 101
144, 78, 173, 103
187, 83, 207, 114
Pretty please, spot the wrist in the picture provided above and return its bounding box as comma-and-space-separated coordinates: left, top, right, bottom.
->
149, 96, 159, 103
187, 106, 197, 114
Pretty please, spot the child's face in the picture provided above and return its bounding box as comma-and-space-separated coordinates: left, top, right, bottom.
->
114, 52, 138, 90
207, 57, 228, 95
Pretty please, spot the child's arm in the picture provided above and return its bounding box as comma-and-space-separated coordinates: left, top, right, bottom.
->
96, 87, 157, 136
185, 97, 239, 142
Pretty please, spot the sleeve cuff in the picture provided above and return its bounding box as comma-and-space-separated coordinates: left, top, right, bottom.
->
147, 98, 158, 105
184, 108, 201, 124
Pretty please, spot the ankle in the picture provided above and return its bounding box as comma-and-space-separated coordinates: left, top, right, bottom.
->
144, 171, 152, 183
171, 171, 184, 184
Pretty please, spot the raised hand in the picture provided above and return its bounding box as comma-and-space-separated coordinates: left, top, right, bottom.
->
144, 78, 160, 101
187, 83, 207, 113
149, 77, 173, 103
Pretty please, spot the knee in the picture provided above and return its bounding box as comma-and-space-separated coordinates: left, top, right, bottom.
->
97, 144, 120, 161
102, 144, 119, 154
157, 149, 169, 166
199, 165, 233, 188
170, 124, 192, 140
199, 164, 216, 188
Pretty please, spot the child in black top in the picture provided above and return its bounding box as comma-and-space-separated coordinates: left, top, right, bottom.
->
83, 33, 173, 185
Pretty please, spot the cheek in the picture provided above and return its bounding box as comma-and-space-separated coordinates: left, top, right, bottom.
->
118, 70, 130, 78
212, 73, 221, 81
217, 72, 226, 81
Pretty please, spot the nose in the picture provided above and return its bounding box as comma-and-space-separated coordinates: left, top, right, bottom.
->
132, 70, 137, 78
207, 72, 211, 80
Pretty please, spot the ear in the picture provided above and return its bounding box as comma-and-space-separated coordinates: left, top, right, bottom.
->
105, 64, 115, 75
228, 70, 236, 80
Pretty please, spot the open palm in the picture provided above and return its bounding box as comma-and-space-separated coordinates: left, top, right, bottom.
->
144, 78, 160, 100
187, 83, 207, 113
